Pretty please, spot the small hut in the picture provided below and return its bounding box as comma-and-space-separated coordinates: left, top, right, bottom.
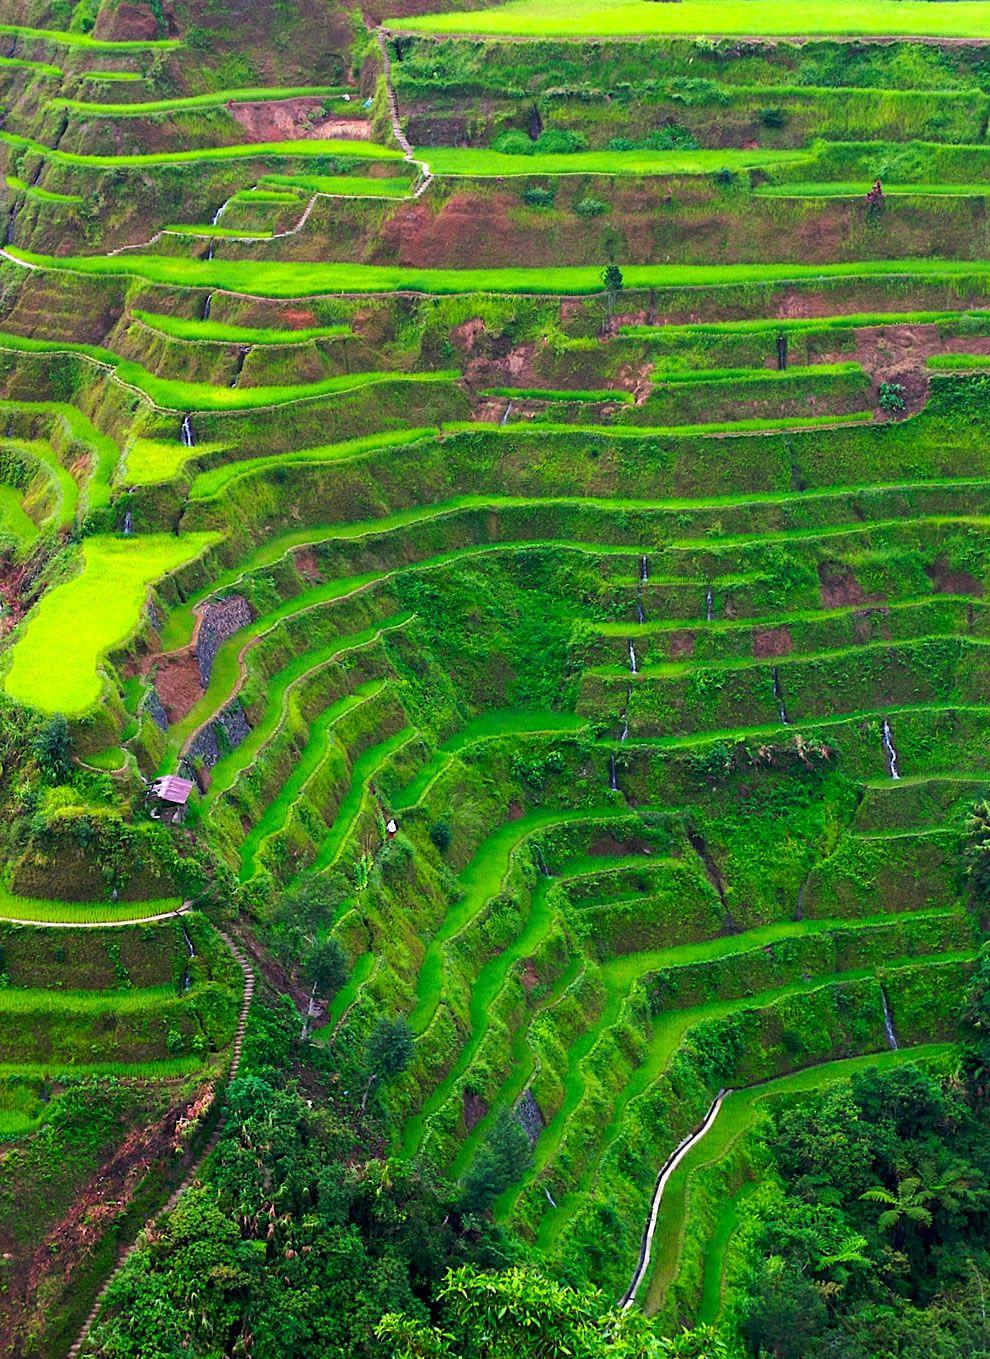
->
147, 775, 194, 824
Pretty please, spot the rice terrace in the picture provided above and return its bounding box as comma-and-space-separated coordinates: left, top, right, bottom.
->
8, 0, 990, 1356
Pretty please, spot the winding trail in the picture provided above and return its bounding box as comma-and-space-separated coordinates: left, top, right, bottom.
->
375, 29, 434, 197
619, 1089, 729, 1309
67, 930, 255, 1359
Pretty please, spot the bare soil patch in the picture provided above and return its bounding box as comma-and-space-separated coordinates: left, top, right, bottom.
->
753, 627, 793, 658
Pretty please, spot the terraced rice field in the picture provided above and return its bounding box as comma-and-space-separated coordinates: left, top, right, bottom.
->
3, 0, 990, 1351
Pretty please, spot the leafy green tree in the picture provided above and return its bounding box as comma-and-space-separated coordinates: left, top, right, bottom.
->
377, 1264, 705, 1358
602, 263, 624, 322
964, 802, 990, 899
460, 1109, 533, 1214
362, 1016, 413, 1111
34, 714, 71, 783
300, 936, 348, 1039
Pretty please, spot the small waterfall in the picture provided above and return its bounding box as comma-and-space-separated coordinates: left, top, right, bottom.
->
640, 555, 649, 584
545, 1187, 557, 1208
207, 239, 216, 262
212, 197, 231, 226
501, 400, 513, 426
706, 586, 714, 622
534, 845, 551, 878
880, 987, 898, 1049
609, 753, 619, 791
180, 413, 195, 447
628, 640, 637, 674
180, 923, 195, 993
121, 509, 133, 536
636, 595, 645, 625
772, 667, 789, 725
882, 719, 900, 780
229, 347, 249, 388
202, 292, 213, 321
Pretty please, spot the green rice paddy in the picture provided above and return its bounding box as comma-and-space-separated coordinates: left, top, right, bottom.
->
3, 533, 220, 714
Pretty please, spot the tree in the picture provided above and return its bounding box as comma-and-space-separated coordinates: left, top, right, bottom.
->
300, 937, 348, 1039
602, 263, 624, 325
861, 1175, 936, 1238
460, 1109, 533, 1214
34, 714, 71, 783
377, 1264, 683, 1358
964, 802, 990, 899
362, 1016, 413, 1111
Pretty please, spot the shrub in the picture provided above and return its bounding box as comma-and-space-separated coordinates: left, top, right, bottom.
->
522, 185, 556, 208
494, 128, 587, 157
760, 107, 788, 128
574, 196, 607, 218
878, 381, 907, 413
429, 819, 452, 852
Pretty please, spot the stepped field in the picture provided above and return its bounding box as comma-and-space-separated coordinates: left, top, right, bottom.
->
3, 1, 990, 1357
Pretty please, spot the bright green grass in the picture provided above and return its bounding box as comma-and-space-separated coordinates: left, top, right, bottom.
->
124, 437, 227, 485
499, 961, 964, 1228
0, 983, 183, 1014
0, 884, 183, 923
928, 353, 990, 369
131, 309, 350, 346
19, 246, 990, 297
0, 328, 456, 411
401, 872, 560, 1157
0, 1057, 202, 1080
0, 486, 38, 550
644, 1044, 953, 1318
0, 400, 119, 512
409, 809, 614, 1036
393, 709, 589, 810
189, 413, 871, 503
237, 679, 388, 877
233, 189, 300, 204
650, 360, 862, 386
260, 173, 414, 197
757, 181, 990, 199
0, 22, 177, 49
52, 85, 348, 116
425, 145, 806, 178
188, 427, 433, 499
164, 224, 274, 240
4, 175, 82, 204
3, 532, 220, 715
621, 308, 990, 340
199, 621, 409, 804
0, 132, 402, 169
391, 0, 990, 39
0, 55, 61, 75
82, 745, 127, 771
77, 70, 142, 82
4, 437, 80, 527
302, 727, 417, 877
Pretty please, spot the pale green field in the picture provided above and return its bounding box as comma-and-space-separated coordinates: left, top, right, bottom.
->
4, 533, 220, 715
391, 0, 990, 39
426, 146, 806, 178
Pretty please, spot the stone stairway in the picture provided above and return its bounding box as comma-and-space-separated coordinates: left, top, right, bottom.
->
67, 931, 255, 1359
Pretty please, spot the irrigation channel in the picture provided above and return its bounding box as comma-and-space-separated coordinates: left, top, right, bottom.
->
620, 1090, 729, 1309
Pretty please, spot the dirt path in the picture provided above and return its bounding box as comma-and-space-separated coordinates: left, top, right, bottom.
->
67, 931, 255, 1359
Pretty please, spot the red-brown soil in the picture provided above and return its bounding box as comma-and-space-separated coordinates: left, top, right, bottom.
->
150, 648, 203, 722
927, 554, 984, 596
667, 630, 697, 659
819, 563, 867, 608
229, 99, 370, 143
753, 627, 794, 658
463, 1089, 488, 1132
0, 1084, 210, 1356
